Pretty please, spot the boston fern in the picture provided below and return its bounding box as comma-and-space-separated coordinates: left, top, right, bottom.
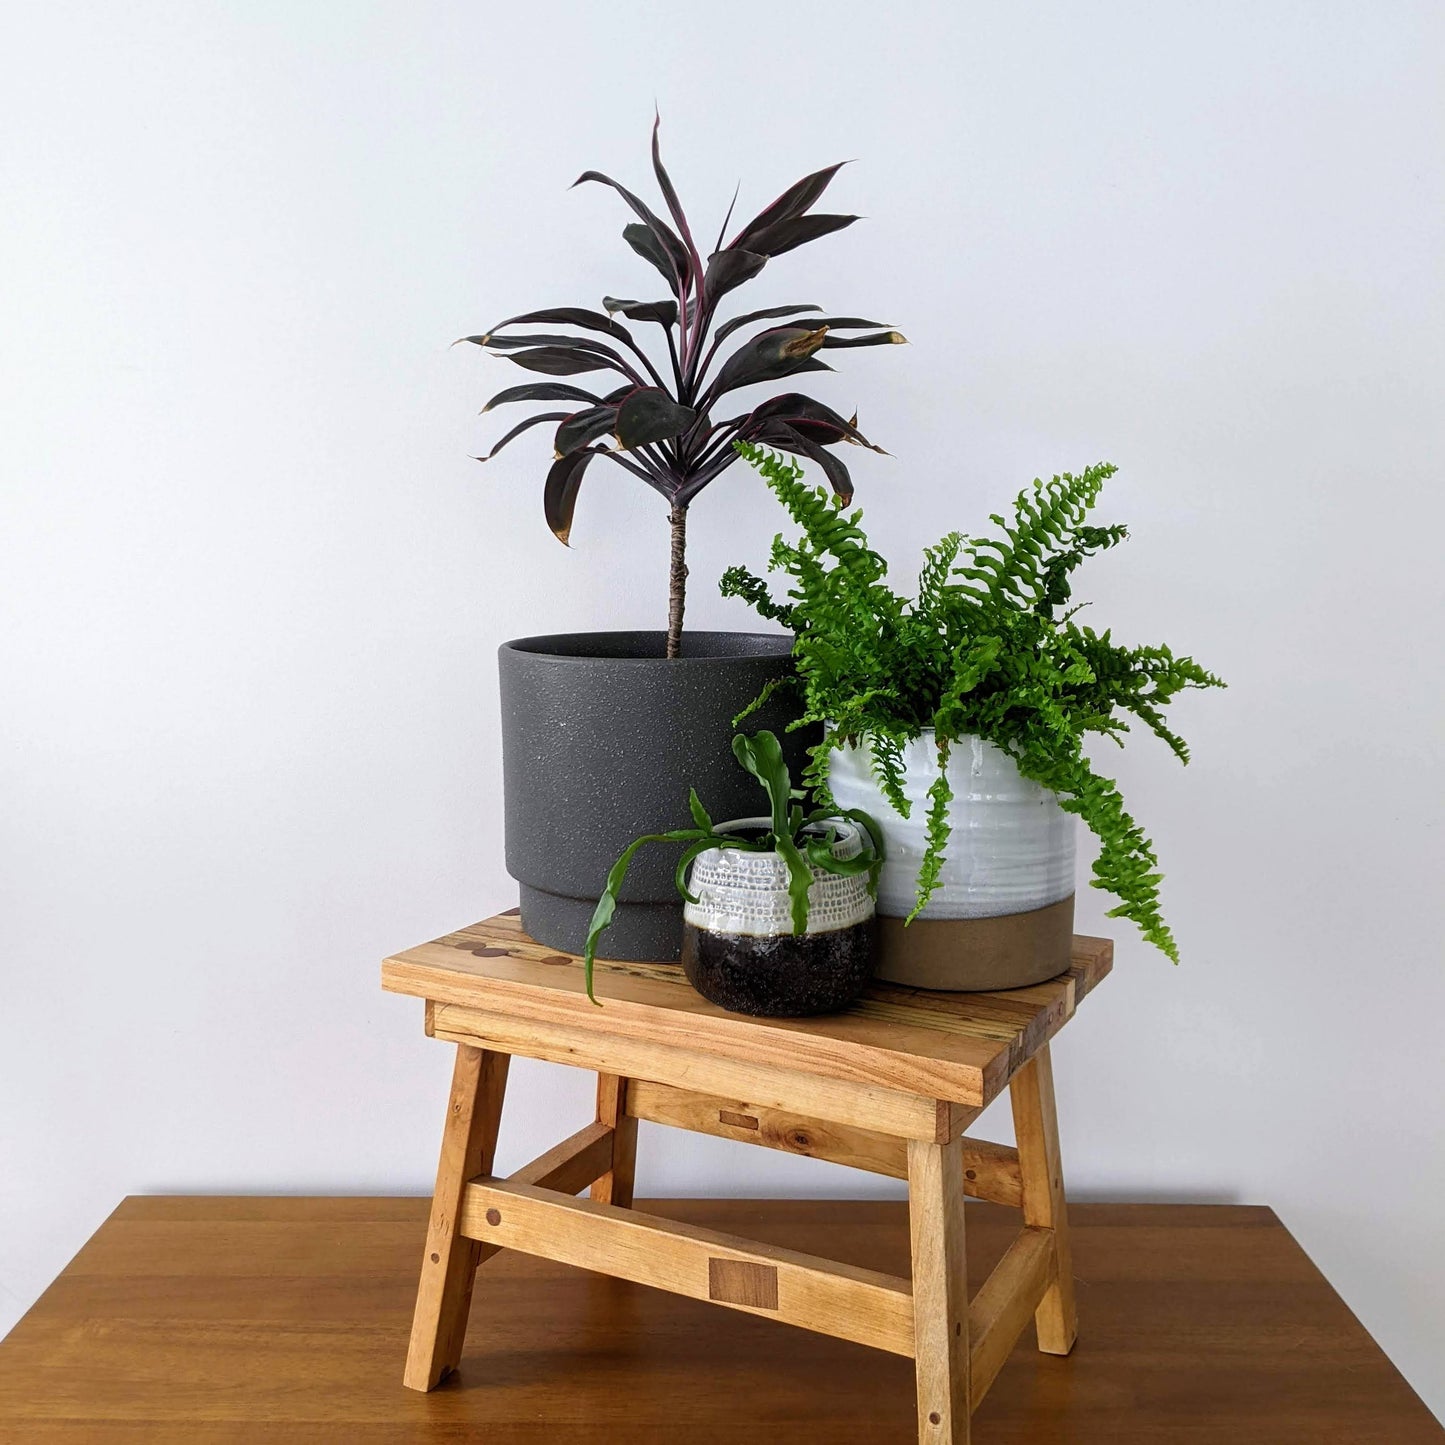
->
721, 444, 1224, 961
463, 117, 904, 658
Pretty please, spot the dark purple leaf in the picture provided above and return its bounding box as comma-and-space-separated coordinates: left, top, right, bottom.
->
467, 332, 628, 353
746, 419, 856, 502
743, 213, 859, 258
650, 114, 705, 280
714, 181, 740, 253
819, 329, 908, 348
712, 304, 823, 344
481, 382, 604, 413
675, 444, 746, 503
703, 248, 767, 302
622, 222, 678, 288
709, 326, 831, 399
604, 296, 679, 326
729, 162, 849, 251
744, 393, 882, 449
503, 346, 620, 376
471, 308, 636, 346
574, 170, 689, 288
616, 388, 697, 449
475, 411, 571, 462
555, 406, 620, 456
805, 317, 893, 330
543, 447, 603, 544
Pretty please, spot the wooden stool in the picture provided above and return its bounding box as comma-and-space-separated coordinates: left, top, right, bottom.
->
383, 910, 1112, 1443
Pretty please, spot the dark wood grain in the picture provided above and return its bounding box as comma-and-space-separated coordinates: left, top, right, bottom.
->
0, 1197, 1438, 1444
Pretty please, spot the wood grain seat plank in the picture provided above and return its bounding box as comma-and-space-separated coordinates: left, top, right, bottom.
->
382, 912, 1113, 1109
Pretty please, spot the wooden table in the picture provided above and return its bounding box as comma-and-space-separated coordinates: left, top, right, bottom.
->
3, 1196, 1441, 1442
382, 909, 1116, 1443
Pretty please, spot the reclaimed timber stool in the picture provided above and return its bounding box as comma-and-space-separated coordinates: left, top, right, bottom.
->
383, 910, 1112, 1443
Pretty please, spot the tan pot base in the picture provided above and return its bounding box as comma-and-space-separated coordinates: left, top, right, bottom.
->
874, 894, 1076, 991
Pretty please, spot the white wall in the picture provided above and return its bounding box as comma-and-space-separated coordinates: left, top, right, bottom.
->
2, 0, 1441, 1419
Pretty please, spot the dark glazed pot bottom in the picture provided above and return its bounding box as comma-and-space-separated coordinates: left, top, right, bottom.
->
500, 630, 813, 961
681, 921, 875, 1018
520, 885, 686, 965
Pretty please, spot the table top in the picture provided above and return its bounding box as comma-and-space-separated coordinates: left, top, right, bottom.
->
3, 1196, 1439, 1443
382, 911, 1112, 1109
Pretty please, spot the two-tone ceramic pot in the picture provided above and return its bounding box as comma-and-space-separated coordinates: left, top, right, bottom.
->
679, 816, 876, 1017
827, 732, 1075, 990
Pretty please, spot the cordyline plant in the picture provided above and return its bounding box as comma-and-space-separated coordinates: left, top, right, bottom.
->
463, 118, 905, 658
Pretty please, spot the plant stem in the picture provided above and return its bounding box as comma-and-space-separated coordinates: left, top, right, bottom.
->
666, 502, 688, 659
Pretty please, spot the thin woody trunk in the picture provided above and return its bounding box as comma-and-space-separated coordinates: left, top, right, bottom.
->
665, 503, 688, 659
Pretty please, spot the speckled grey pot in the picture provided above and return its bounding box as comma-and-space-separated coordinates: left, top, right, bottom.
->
499, 631, 812, 961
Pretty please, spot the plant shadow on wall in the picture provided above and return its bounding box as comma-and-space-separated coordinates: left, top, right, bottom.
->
722, 445, 1225, 983
463, 115, 905, 658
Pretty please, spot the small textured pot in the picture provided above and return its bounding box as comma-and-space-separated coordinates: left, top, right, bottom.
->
827, 732, 1076, 990
680, 817, 876, 1017
499, 631, 813, 961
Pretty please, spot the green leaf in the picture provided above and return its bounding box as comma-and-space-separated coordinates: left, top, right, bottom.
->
581, 827, 708, 1001
774, 831, 814, 934
831, 807, 887, 864
673, 835, 721, 904
731, 730, 793, 838
688, 787, 713, 832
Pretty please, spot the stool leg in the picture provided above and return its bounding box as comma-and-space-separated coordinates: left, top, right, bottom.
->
589, 1073, 639, 1208
404, 1043, 510, 1390
907, 1134, 971, 1443
1009, 1042, 1077, 1355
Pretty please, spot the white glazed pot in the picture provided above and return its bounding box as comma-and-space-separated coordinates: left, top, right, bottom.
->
683, 816, 874, 936
826, 732, 1076, 990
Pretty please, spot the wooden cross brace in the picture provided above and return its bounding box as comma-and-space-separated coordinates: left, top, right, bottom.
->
403, 1042, 1077, 1444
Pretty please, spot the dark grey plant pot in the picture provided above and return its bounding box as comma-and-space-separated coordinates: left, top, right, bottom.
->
499, 631, 812, 961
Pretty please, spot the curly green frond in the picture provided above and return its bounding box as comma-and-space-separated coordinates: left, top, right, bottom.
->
720, 447, 1224, 962
908, 736, 954, 922
719, 564, 794, 627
